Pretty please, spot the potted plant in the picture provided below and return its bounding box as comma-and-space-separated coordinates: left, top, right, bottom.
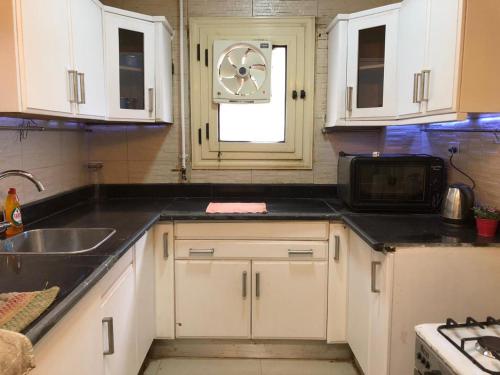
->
473, 205, 500, 237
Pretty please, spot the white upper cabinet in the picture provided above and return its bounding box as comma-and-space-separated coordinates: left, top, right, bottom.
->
326, 0, 500, 127
17, 0, 74, 116
346, 8, 399, 119
70, 0, 106, 118
0, 1, 173, 123
104, 10, 155, 121
397, 0, 462, 117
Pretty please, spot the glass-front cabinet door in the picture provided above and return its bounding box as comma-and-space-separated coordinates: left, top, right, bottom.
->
105, 12, 155, 121
346, 10, 398, 119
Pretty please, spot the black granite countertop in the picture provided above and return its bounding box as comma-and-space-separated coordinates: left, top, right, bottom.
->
0, 198, 171, 344
1, 184, 499, 346
160, 197, 341, 220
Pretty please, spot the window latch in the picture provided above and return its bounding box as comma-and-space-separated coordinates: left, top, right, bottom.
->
292, 90, 298, 100
300, 90, 306, 99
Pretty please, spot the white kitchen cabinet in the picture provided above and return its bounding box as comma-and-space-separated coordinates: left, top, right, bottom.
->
70, 0, 106, 118
346, 230, 393, 375
252, 261, 328, 340
154, 223, 175, 339
397, 0, 462, 117
346, 7, 399, 119
175, 260, 252, 338
134, 230, 156, 368
327, 223, 349, 343
16, 0, 74, 116
101, 263, 137, 375
0, 0, 106, 119
154, 21, 174, 123
326, 0, 500, 127
104, 10, 155, 121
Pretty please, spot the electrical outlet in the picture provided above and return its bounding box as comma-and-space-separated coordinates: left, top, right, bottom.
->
448, 142, 460, 154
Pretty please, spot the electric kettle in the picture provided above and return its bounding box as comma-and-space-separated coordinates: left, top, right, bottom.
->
441, 183, 475, 223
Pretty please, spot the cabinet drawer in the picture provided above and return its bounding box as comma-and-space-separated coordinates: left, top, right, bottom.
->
174, 221, 329, 240
175, 240, 328, 260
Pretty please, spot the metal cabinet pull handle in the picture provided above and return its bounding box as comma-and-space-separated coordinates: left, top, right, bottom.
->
68, 70, 78, 103
255, 272, 260, 298
148, 88, 154, 114
242, 271, 247, 298
371, 261, 382, 293
288, 249, 313, 257
102, 317, 114, 355
413, 73, 422, 104
346, 86, 353, 112
77, 72, 86, 104
163, 233, 169, 259
334, 235, 340, 261
189, 248, 215, 256
421, 70, 431, 102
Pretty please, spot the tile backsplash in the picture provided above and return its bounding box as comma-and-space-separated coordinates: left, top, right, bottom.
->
0, 118, 89, 205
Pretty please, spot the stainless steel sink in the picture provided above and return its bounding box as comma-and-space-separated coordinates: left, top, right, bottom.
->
0, 228, 116, 254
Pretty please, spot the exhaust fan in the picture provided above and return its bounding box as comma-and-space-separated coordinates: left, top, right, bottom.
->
213, 40, 272, 103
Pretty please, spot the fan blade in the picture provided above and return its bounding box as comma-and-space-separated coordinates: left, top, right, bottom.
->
239, 78, 257, 96
219, 57, 237, 78
249, 68, 266, 89
244, 50, 265, 67
235, 77, 246, 95
250, 63, 266, 71
221, 77, 243, 95
227, 48, 246, 66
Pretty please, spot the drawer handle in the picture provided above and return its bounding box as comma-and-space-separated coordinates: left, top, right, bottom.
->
102, 317, 114, 355
334, 235, 340, 261
189, 248, 215, 256
288, 249, 314, 257
371, 261, 382, 293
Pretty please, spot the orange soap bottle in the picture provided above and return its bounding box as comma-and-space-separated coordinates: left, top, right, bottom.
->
4, 188, 23, 236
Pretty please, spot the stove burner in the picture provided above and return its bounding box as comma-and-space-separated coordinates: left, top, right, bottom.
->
476, 336, 500, 360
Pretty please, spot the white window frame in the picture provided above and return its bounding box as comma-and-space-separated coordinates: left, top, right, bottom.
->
189, 17, 315, 170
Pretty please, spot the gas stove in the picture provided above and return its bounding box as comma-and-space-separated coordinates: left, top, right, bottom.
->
415, 317, 500, 375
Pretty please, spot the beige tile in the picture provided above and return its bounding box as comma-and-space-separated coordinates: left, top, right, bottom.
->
88, 126, 128, 161
21, 131, 62, 169
190, 169, 252, 184
261, 359, 358, 375
251, 170, 314, 184
128, 159, 180, 183
156, 358, 261, 375
144, 359, 161, 375
126, 126, 179, 161
95, 161, 129, 184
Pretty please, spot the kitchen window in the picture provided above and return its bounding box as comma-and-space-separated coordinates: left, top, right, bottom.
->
189, 17, 315, 169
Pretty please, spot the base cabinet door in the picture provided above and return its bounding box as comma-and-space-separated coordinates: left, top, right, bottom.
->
252, 261, 328, 340
101, 263, 137, 375
175, 260, 251, 338
135, 230, 155, 369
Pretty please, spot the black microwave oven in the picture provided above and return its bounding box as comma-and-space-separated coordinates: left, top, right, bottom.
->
337, 152, 446, 212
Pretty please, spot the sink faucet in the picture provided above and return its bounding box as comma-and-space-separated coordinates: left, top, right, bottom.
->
0, 170, 45, 234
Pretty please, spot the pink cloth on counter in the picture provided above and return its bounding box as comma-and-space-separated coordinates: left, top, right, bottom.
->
206, 202, 267, 214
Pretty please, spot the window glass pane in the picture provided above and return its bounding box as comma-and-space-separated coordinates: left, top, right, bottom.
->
119, 29, 145, 110
357, 25, 385, 109
218, 47, 286, 143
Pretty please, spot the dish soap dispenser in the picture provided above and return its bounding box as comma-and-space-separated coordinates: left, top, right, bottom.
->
4, 188, 23, 236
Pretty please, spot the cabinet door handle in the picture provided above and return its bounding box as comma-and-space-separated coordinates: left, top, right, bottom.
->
255, 272, 260, 298
67, 70, 78, 103
334, 235, 340, 261
346, 86, 353, 112
148, 88, 154, 114
102, 317, 114, 355
421, 70, 431, 102
413, 73, 422, 104
242, 271, 247, 298
371, 261, 382, 293
77, 72, 86, 104
288, 249, 313, 257
163, 233, 169, 259
189, 248, 215, 256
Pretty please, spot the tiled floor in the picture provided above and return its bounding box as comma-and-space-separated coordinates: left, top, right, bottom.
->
144, 358, 359, 375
